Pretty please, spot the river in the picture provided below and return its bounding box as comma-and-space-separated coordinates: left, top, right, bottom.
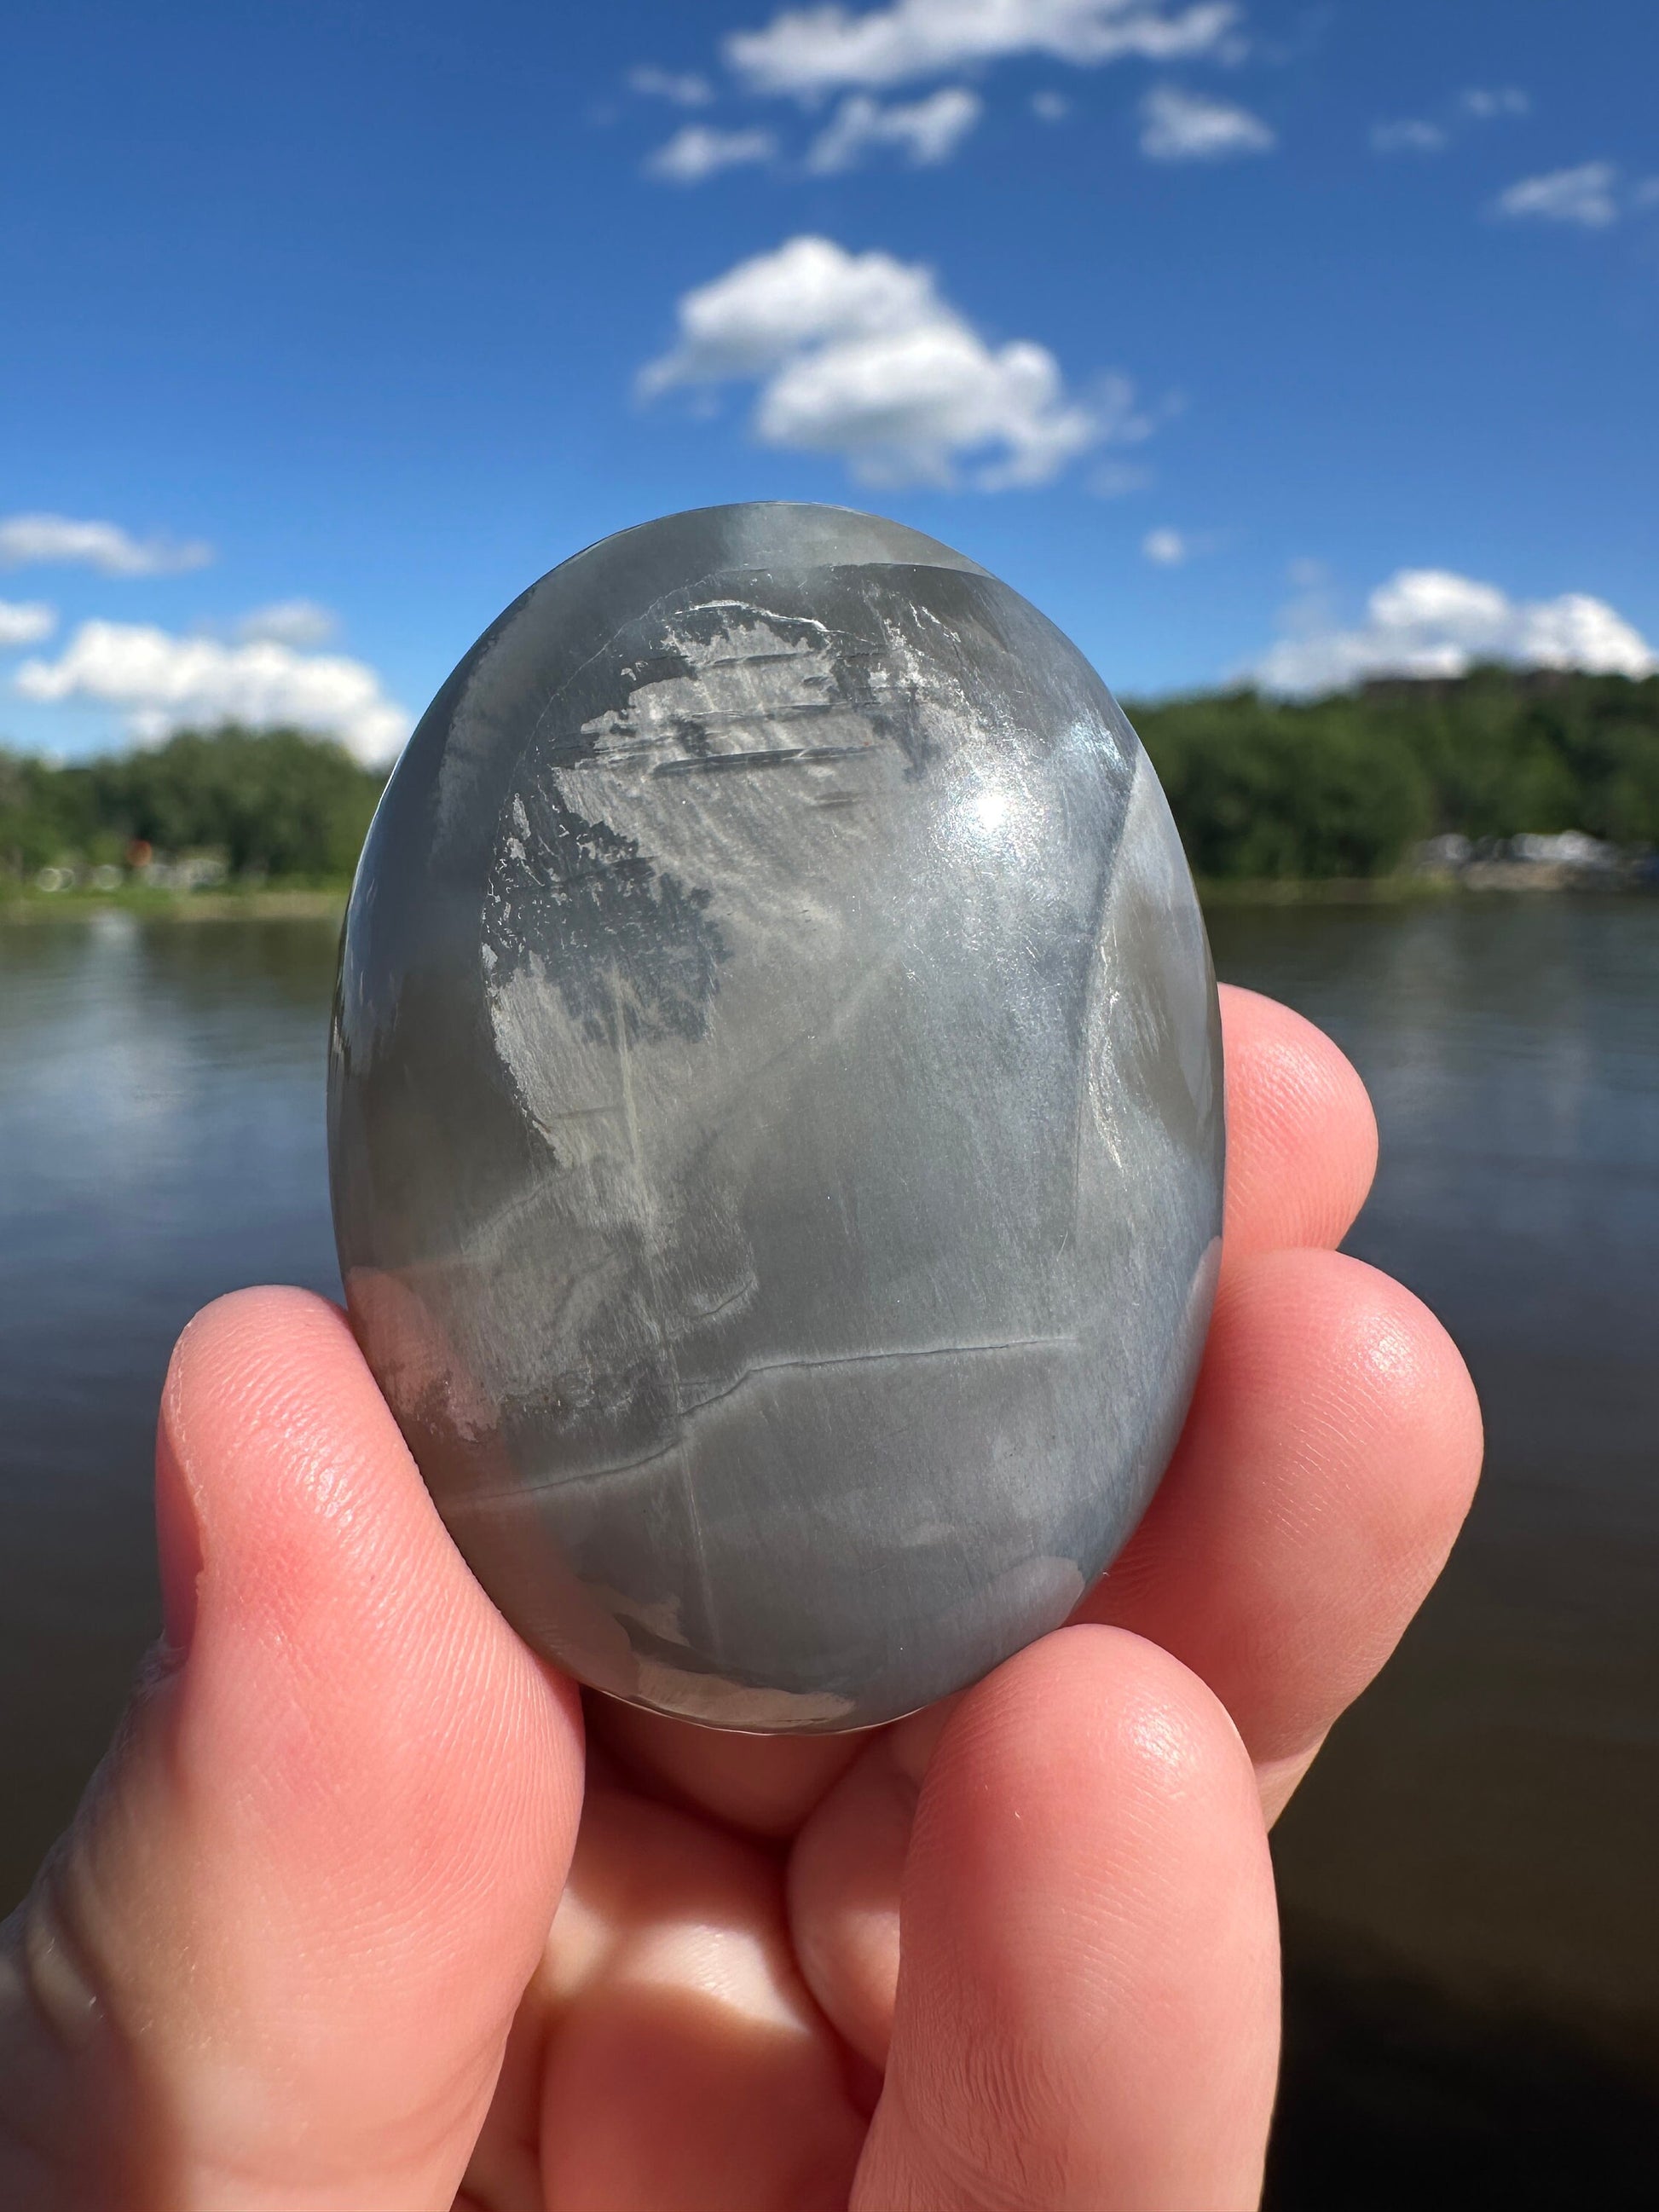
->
1, 896, 1654, 2206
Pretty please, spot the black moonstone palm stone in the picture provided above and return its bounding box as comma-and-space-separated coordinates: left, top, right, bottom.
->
328, 504, 1223, 1732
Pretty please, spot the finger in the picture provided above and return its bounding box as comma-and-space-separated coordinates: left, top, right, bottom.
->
1082, 1247, 1483, 1816
589, 984, 1377, 1839
524, 1786, 864, 2212
785, 1702, 953, 2070
0, 1288, 584, 2212
1217, 983, 1378, 1270
592, 1699, 864, 1840
852, 1627, 1279, 2212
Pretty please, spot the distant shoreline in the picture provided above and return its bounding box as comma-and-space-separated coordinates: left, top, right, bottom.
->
1197, 863, 1648, 905
1, 886, 350, 924
3, 869, 1647, 927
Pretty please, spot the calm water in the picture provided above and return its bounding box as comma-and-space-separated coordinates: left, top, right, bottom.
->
1, 898, 1656, 2202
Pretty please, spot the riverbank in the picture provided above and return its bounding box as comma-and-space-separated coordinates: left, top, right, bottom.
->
6, 866, 1651, 923
2, 884, 350, 923
1199, 864, 1654, 904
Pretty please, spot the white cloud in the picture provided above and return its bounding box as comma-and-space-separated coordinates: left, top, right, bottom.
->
14, 621, 410, 763
1374, 89, 1528, 156
1371, 118, 1447, 154
1254, 569, 1656, 694
1141, 84, 1274, 161
640, 234, 1117, 488
235, 598, 338, 648
1032, 90, 1071, 120
1494, 161, 1619, 228
0, 513, 214, 577
806, 86, 982, 171
1462, 85, 1529, 118
646, 124, 778, 182
641, 235, 937, 389
1142, 527, 1188, 563
725, 0, 1240, 97
0, 600, 56, 648
629, 66, 715, 106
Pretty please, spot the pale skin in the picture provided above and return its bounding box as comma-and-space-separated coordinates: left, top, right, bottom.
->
0, 986, 1483, 2211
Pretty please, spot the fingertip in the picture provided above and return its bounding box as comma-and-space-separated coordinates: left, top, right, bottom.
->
922, 1625, 1263, 1893
1222, 1247, 1483, 1594
160, 1284, 384, 1475
922, 1623, 1277, 2050
1097, 1245, 1483, 1770
158, 1280, 587, 1850
858, 1626, 1278, 2211
1218, 984, 1379, 1265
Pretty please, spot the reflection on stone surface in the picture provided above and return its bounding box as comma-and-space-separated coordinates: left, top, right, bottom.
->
329, 503, 1223, 1731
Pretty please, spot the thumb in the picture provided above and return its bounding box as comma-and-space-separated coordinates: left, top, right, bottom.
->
853, 1626, 1280, 2212
0, 1287, 583, 2212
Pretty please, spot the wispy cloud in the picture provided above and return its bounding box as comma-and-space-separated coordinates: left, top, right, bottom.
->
1494, 161, 1620, 228
1462, 86, 1529, 118
645, 125, 778, 183
0, 600, 57, 647
1143, 527, 1188, 564
1254, 568, 1656, 692
1371, 118, 1447, 155
234, 599, 338, 648
806, 86, 982, 172
1140, 84, 1274, 161
14, 621, 409, 762
1090, 458, 1155, 497
725, 0, 1240, 98
1143, 524, 1222, 562
0, 514, 214, 578
639, 234, 1139, 489
1139, 82, 1274, 161
628, 66, 714, 107
1373, 85, 1529, 157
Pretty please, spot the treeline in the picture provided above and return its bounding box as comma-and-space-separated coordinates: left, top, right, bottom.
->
1, 726, 386, 882
4, 669, 1659, 887
1130, 666, 1659, 879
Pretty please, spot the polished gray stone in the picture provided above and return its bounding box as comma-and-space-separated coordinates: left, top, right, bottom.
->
329, 503, 1223, 1732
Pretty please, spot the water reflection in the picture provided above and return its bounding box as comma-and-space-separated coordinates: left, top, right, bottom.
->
1205, 898, 1659, 2203
0, 917, 344, 1911
0, 898, 1654, 2200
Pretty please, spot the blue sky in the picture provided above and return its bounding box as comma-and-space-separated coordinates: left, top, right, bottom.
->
2, 0, 1656, 761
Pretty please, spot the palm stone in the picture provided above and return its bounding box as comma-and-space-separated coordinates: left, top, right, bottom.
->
328, 503, 1223, 1733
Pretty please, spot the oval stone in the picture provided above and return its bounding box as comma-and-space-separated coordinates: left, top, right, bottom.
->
328, 503, 1223, 1732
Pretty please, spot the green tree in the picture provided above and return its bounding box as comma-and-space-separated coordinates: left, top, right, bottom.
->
0, 751, 101, 877
8, 677, 1659, 893
90, 726, 386, 878
1130, 669, 1659, 878
1134, 692, 1432, 879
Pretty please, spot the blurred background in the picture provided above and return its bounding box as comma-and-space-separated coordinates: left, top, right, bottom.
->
2, 5, 1655, 2203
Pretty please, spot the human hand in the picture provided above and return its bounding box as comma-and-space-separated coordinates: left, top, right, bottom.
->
0, 985, 1481, 2212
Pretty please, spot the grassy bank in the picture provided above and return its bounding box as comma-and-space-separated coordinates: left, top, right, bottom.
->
1194, 872, 1462, 907
2, 883, 350, 924
7, 869, 1639, 929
